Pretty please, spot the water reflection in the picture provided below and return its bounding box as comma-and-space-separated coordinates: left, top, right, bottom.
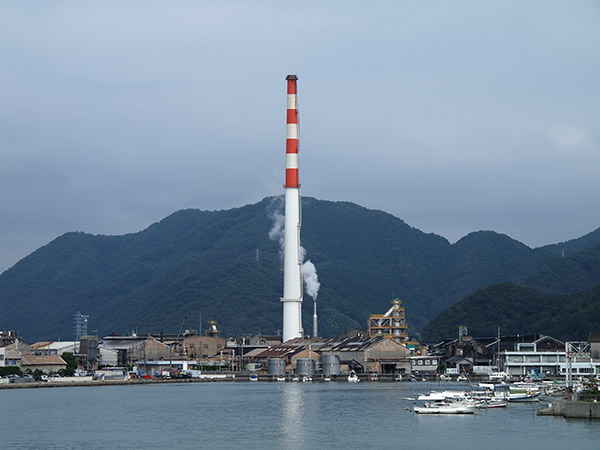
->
279, 383, 304, 448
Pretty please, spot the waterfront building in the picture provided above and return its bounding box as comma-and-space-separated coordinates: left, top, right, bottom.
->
0, 347, 21, 368
318, 334, 411, 375
30, 341, 79, 356
501, 337, 600, 378
182, 334, 227, 359
410, 355, 440, 376
20, 354, 67, 373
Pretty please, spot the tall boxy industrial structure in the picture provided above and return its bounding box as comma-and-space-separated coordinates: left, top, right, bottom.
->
281, 74, 304, 342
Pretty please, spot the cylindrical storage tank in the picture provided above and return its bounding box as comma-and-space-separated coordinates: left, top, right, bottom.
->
295, 358, 314, 376
268, 358, 286, 376
322, 353, 340, 376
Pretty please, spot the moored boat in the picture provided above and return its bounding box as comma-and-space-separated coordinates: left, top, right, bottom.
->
348, 370, 360, 383
507, 391, 541, 402
414, 401, 476, 414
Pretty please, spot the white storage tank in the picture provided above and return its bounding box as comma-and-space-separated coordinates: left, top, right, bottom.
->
295, 358, 314, 376
322, 353, 340, 376
268, 358, 286, 376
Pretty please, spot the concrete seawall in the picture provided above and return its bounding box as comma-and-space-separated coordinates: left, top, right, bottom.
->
564, 401, 600, 419
539, 398, 600, 419
0, 375, 237, 390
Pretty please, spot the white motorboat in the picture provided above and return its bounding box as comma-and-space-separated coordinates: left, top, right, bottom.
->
507, 384, 542, 402
414, 401, 476, 414
276, 376, 285, 382
249, 374, 258, 382
347, 370, 360, 383
484, 398, 508, 408
507, 391, 541, 402
489, 371, 510, 382
302, 375, 312, 382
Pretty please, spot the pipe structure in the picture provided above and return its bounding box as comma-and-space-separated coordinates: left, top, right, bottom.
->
313, 300, 318, 338
281, 74, 304, 342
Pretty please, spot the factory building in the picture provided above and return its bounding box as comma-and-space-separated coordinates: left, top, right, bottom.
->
318, 334, 411, 375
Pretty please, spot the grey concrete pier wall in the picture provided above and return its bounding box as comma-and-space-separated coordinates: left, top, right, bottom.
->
539, 398, 600, 419
564, 401, 600, 419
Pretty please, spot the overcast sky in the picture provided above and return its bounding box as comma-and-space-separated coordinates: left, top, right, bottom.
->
1, 1, 599, 273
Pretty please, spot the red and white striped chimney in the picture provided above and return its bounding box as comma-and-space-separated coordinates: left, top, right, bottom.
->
282, 74, 303, 342
285, 74, 299, 188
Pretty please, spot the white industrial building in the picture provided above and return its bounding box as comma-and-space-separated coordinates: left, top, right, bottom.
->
502, 340, 600, 378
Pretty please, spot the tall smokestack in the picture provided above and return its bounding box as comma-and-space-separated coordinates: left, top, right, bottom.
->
313, 300, 318, 338
281, 74, 303, 342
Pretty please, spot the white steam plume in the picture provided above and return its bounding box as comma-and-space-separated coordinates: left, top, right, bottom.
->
267, 197, 320, 300
302, 259, 320, 300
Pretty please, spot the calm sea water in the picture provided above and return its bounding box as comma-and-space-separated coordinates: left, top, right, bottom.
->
1, 381, 598, 449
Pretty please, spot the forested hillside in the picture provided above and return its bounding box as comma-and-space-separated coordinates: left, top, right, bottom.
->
0, 197, 598, 342
522, 244, 600, 294
420, 283, 600, 342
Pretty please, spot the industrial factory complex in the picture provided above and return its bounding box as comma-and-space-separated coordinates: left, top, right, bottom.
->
2, 76, 600, 387
3, 303, 600, 385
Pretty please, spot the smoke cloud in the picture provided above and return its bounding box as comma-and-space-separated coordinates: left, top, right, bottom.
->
268, 212, 285, 253
268, 197, 321, 300
301, 259, 320, 301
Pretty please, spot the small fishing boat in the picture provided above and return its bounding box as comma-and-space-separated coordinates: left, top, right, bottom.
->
484, 398, 508, 408
414, 401, 476, 414
507, 391, 541, 402
348, 370, 360, 383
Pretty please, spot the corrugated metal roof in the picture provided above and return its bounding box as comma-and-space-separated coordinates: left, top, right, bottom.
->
20, 354, 66, 366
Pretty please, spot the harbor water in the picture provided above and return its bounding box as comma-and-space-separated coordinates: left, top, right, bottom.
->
2, 381, 598, 449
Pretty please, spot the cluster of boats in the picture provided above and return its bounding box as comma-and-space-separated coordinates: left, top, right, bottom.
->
413, 381, 565, 414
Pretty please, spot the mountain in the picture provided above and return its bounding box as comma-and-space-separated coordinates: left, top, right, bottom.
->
0, 197, 598, 342
420, 282, 600, 342
522, 244, 600, 294
428, 231, 551, 313
421, 242, 600, 342
540, 227, 600, 256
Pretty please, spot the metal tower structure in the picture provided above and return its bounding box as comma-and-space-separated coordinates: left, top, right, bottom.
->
74, 311, 89, 342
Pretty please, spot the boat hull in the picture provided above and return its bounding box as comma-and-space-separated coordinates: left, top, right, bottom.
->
414, 405, 476, 414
